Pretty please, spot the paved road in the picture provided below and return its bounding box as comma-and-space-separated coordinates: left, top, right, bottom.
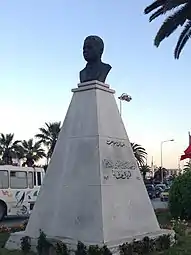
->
0, 216, 28, 227
152, 197, 168, 210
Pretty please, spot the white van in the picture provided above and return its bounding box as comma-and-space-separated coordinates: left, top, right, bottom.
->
0, 165, 45, 220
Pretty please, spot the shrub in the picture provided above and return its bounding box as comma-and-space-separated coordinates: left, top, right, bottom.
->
119, 235, 171, 254
169, 171, 191, 219
88, 245, 102, 255
20, 236, 31, 254
31, 232, 171, 255
171, 218, 188, 236
36, 230, 51, 255
55, 241, 70, 255
101, 245, 112, 255
75, 241, 87, 255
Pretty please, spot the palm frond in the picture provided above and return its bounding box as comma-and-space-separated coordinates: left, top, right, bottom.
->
154, 5, 189, 47
144, 0, 166, 14
164, 0, 187, 12
38, 128, 50, 138
33, 141, 42, 150
174, 20, 191, 58
35, 121, 61, 161
0, 133, 14, 147
131, 142, 147, 166
22, 140, 30, 149
35, 134, 48, 140
149, 1, 187, 22
140, 165, 151, 173
0, 133, 5, 141
149, 7, 165, 22
13, 140, 21, 146
45, 122, 51, 129
19, 138, 46, 166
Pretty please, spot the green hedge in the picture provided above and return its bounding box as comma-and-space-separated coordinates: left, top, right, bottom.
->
169, 171, 191, 219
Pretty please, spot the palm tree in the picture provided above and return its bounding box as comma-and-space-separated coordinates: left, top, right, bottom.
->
183, 161, 191, 172
0, 133, 21, 165
140, 164, 151, 180
154, 167, 167, 181
35, 122, 61, 163
131, 143, 147, 166
144, 0, 191, 59
20, 139, 46, 167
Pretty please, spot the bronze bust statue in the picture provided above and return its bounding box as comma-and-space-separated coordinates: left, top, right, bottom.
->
80, 35, 112, 83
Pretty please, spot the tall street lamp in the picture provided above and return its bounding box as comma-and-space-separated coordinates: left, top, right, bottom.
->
160, 139, 174, 183
118, 93, 132, 116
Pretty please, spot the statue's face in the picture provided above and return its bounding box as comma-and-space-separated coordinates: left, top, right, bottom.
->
83, 39, 100, 62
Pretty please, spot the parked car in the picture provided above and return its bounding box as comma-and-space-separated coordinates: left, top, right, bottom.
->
160, 187, 170, 201
145, 184, 156, 199
155, 184, 166, 191
155, 186, 163, 198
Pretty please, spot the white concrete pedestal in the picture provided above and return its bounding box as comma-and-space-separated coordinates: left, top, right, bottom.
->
6, 80, 174, 253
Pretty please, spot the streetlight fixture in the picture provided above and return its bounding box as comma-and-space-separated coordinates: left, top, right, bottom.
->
160, 139, 174, 183
118, 93, 132, 116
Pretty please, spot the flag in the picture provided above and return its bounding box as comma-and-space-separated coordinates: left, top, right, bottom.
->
184, 144, 191, 155
180, 145, 191, 160
180, 152, 191, 160
118, 94, 132, 102
180, 132, 191, 160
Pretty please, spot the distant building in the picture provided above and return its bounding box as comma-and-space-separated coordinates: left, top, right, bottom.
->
166, 168, 181, 177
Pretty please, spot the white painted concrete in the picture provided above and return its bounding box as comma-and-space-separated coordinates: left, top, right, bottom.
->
6, 81, 174, 251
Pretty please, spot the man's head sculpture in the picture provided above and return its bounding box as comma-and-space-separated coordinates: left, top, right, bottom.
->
83, 36, 104, 63
80, 35, 112, 84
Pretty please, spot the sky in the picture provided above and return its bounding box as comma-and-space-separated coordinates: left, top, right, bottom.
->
0, 0, 190, 169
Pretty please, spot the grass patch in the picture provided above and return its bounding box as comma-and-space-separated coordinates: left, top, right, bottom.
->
155, 209, 172, 227
0, 233, 35, 255
154, 209, 191, 254
0, 233, 10, 248
0, 248, 35, 254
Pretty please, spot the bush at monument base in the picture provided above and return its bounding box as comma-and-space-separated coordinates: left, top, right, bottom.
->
169, 171, 191, 219
9, 230, 172, 255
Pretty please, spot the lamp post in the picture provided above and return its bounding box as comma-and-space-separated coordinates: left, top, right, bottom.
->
160, 139, 174, 183
118, 93, 132, 116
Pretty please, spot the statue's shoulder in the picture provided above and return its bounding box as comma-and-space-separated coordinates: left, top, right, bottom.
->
80, 67, 86, 74
80, 67, 86, 83
101, 62, 112, 73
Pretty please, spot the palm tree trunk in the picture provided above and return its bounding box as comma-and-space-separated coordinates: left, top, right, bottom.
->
46, 157, 49, 165
26, 159, 34, 167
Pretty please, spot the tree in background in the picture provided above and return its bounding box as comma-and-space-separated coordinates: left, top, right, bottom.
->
144, 0, 191, 59
131, 143, 147, 166
35, 122, 61, 164
140, 164, 151, 180
154, 167, 167, 182
183, 161, 191, 172
0, 133, 21, 165
20, 139, 46, 167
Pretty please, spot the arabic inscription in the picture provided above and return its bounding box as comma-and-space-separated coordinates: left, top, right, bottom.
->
112, 170, 131, 180
102, 159, 136, 170
106, 140, 126, 147
102, 159, 136, 181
